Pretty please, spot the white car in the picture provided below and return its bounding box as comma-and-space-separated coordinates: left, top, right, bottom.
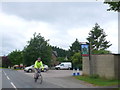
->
24, 64, 49, 73
55, 62, 72, 70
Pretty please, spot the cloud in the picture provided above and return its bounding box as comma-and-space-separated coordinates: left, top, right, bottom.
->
67, 27, 90, 42
2, 2, 116, 28
103, 20, 118, 53
0, 2, 118, 55
0, 12, 60, 55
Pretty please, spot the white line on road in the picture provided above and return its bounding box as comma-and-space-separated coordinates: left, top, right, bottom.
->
3, 70, 17, 89
3, 70, 10, 80
6, 76, 10, 80
11, 82, 17, 90
3, 71, 7, 76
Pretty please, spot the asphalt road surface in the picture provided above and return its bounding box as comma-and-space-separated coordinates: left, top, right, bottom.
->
2, 69, 117, 89
2, 69, 63, 89
2, 69, 92, 89
21, 70, 94, 88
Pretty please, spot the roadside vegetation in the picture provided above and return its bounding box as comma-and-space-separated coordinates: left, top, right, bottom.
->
0, 67, 8, 69
2, 0, 119, 68
74, 75, 119, 86
2, 23, 112, 69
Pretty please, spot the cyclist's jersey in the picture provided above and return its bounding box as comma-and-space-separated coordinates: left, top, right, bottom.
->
34, 60, 44, 69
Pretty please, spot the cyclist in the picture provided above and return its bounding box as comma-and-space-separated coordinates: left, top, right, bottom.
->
34, 57, 44, 79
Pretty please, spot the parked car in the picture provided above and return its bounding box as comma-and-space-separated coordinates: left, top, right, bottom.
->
24, 64, 49, 73
55, 62, 72, 70
13, 65, 25, 69
13, 65, 19, 69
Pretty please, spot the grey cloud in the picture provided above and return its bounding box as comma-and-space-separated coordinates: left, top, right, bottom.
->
2, 31, 27, 55
2, 2, 117, 29
1, 2, 118, 55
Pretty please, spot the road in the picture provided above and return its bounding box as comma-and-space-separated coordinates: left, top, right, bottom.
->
2, 69, 117, 89
2, 69, 63, 89
2, 69, 92, 89
20, 70, 95, 88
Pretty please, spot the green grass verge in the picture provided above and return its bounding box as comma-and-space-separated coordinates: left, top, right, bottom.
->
0, 67, 23, 70
13, 69, 23, 70
0, 67, 8, 69
74, 75, 120, 86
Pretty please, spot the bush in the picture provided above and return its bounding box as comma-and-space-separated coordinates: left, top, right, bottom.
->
72, 52, 82, 70
92, 50, 111, 54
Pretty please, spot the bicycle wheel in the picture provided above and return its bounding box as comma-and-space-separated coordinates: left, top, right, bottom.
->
39, 74, 43, 84
34, 73, 38, 83
35, 78, 37, 82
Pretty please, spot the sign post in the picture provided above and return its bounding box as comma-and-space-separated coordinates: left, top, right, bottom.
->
81, 44, 89, 57
80, 42, 93, 75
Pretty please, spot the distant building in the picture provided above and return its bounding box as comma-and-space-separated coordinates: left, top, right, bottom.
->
2, 56, 11, 67
51, 51, 59, 66
64, 56, 68, 61
52, 51, 57, 57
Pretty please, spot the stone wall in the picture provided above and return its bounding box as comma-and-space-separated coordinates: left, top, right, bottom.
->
82, 54, 119, 79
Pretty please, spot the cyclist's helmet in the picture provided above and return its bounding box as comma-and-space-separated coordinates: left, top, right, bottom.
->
37, 57, 41, 62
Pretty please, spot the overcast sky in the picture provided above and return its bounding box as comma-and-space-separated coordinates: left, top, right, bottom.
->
0, 2, 118, 56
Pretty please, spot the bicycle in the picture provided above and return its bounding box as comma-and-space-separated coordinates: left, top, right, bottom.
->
34, 68, 43, 84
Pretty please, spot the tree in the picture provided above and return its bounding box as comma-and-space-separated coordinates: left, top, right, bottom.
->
2, 56, 11, 68
71, 52, 82, 70
69, 39, 81, 56
23, 33, 52, 66
51, 46, 68, 57
87, 23, 112, 54
104, 0, 120, 12
7, 50, 23, 66
57, 57, 65, 62
92, 49, 111, 54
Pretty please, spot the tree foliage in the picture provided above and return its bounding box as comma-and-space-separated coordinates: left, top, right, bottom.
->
57, 57, 65, 62
87, 23, 112, 54
23, 33, 52, 66
69, 39, 81, 57
7, 50, 23, 66
51, 46, 68, 57
104, 0, 120, 12
92, 49, 111, 54
71, 52, 82, 70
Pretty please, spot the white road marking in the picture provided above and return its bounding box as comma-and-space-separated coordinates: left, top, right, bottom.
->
3, 70, 10, 80
3, 70, 17, 89
3, 71, 7, 76
11, 82, 17, 90
6, 76, 10, 80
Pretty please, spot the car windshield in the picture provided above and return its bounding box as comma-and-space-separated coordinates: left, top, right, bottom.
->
60, 64, 64, 66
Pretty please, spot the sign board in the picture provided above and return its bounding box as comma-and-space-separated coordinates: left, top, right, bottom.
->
81, 44, 89, 56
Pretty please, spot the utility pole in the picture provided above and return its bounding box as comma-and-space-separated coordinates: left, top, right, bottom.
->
89, 42, 93, 76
